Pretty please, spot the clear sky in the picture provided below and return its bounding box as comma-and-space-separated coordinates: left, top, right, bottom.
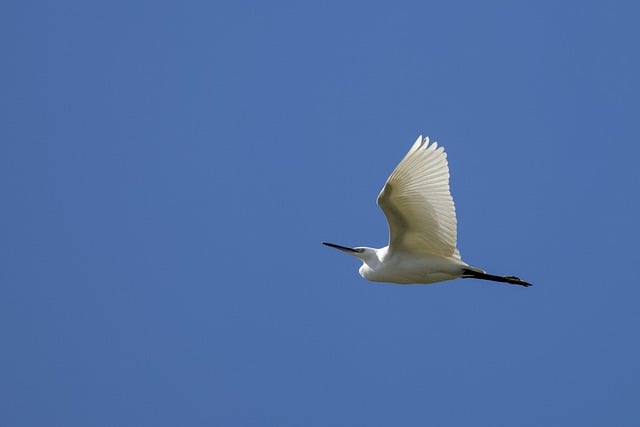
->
2, 1, 639, 426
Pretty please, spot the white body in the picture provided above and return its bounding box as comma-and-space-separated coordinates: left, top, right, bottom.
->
324, 135, 531, 287
357, 246, 471, 284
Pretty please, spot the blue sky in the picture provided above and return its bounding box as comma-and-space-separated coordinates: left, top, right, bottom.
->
2, 1, 639, 426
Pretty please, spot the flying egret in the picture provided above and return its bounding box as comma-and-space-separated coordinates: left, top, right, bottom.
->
323, 135, 532, 287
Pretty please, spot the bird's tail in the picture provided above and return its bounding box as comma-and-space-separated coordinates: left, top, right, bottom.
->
462, 268, 532, 287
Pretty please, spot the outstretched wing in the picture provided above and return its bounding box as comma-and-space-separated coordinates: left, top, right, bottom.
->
377, 136, 461, 259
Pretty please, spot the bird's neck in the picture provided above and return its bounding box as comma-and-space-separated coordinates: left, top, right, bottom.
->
357, 247, 386, 281
361, 247, 386, 269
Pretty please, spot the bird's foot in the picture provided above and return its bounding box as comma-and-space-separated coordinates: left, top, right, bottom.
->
504, 276, 532, 287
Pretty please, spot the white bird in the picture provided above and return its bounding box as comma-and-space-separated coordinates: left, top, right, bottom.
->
323, 135, 531, 287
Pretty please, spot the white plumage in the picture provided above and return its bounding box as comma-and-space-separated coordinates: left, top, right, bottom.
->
323, 135, 531, 287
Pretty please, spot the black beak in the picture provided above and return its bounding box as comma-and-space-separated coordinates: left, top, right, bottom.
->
322, 242, 359, 253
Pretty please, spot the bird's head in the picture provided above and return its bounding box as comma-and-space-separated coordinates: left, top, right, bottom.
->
322, 242, 378, 262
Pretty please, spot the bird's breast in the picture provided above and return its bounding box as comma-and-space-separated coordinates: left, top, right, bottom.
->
359, 253, 465, 285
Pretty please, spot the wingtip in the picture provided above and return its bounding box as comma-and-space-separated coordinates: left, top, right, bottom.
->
411, 135, 423, 151
419, 135, 442, 151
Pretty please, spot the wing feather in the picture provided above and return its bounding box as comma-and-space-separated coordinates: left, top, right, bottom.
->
377, 136, 461, 258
